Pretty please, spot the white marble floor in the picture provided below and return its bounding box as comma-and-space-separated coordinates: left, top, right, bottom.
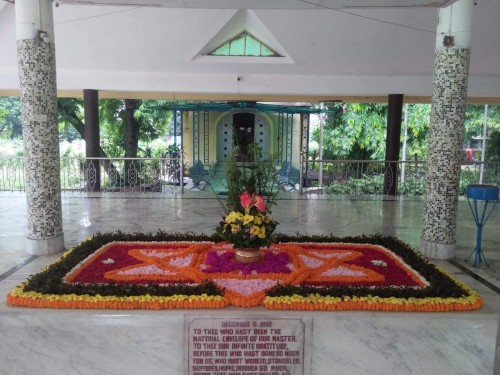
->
0, 190, 499, 374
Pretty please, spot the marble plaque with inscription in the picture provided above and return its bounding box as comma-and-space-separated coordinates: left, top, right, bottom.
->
185, 317, 311, 375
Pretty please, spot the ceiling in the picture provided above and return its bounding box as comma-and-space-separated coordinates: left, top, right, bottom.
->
56, 0, 458, 9
0, 0, 499, 102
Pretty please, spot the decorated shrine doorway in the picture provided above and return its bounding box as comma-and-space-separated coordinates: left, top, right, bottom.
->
233, 113, 254, 161
217, 112, 270, 162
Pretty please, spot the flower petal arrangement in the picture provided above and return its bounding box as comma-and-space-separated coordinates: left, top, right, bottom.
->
6, 232, 482, 312
216, 190, 278, 249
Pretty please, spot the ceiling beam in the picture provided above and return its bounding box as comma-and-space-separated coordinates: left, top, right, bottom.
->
2, 89, 500, 104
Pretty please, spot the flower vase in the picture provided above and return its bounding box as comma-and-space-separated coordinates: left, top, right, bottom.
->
234, 247, 262, 264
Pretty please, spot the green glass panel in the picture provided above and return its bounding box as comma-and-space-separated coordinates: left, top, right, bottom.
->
207, 30, 282, 57
260, 44, 275, 57
211, 44, 230, 56
230, 34, 245, 56
245, 35, 261, 56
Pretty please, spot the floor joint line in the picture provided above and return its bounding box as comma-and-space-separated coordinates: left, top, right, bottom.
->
0, 255, 39, 283
448, 258, 500, 295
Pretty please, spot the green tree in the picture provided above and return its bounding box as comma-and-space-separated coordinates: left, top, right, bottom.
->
403, 104, 431, 160
58, 98, 85, 142
314, 102, 431, 162
57, 98, 83, 143
315, 103, 388, 160
464, 104, 500, 161
99, 99, 172, 158
0, 97, 22, 139
58, 98, 175, 184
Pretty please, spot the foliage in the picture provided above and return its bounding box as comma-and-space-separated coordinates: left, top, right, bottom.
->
165, 143, 181, 158
218, 144, 280, 248
325, 174, 384, 195
487, 132, 500, 161
398, 175, 425, 196
164, 144, 183, 185
225, 144, 279, 213
314, 103, 431, 161
99, 99, 173, 158
0, 138, 24, 157
404, 104, 431, 160
58, 98, 84, 142
458, 167, 499, 195
324, 173, 425, 196
144, 138, 169, 158
464, 104, 500, 161
315, 103, 388, 160
0, 97, 22, 139
60, 140, 85, 158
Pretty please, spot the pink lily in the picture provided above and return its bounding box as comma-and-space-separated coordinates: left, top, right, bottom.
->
240, 191, 253, 210
254, 194, 266, 212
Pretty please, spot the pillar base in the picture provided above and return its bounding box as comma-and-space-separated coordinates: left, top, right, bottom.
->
27, 233, 65, 255
420, 237, 455, 260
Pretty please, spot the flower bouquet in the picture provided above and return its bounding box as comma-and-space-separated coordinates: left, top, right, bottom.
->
216, 190, 278, 263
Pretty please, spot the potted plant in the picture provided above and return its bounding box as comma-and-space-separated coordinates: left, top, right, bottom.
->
216, 144, 279, 263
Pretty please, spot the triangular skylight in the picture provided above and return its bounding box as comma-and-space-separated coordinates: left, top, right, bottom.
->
207, 31, 282, 57
192, 10, 293, 64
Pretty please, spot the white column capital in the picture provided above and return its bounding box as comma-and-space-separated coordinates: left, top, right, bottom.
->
436, 0, 475, 49
15, 0, 55, 42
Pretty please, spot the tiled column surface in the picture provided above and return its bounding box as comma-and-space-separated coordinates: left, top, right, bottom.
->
18, 38, 64, 255
421, 48, 470, 259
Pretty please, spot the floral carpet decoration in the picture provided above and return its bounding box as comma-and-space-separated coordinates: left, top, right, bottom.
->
7, 232, 482, 311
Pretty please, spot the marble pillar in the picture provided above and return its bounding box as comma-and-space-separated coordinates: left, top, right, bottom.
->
16, 0, 64, 255
420, 0, 474, 259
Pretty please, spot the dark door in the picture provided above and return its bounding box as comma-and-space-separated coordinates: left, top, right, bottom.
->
233, 113, 255, 161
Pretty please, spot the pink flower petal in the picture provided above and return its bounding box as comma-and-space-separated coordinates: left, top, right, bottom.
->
319, 266, 367, 277
214, 278, 278, 296
117, 265, 175, 276
139, 249, 172, 259
299, 254, 325, 268
254, 195, 266, 212
168, 254, 193, 268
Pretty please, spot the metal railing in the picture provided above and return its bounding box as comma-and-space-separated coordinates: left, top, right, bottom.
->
301, 159, 500, 196
2, 156, 499, 197
0, 157, 184, 193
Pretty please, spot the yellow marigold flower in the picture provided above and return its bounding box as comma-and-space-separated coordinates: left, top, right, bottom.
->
243, 214, 254, 225
253, 216, 262, 225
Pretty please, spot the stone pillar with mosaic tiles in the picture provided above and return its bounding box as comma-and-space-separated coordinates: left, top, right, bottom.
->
420, 0, 474, 260
15, 0, 64, 255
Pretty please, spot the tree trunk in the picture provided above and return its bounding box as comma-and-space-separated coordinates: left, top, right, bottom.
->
124, 99, 141, 185
67, 114, 122, 182
124, 99, 141, 157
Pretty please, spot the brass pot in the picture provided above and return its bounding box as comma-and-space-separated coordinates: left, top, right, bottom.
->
234, 247, 262, 264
